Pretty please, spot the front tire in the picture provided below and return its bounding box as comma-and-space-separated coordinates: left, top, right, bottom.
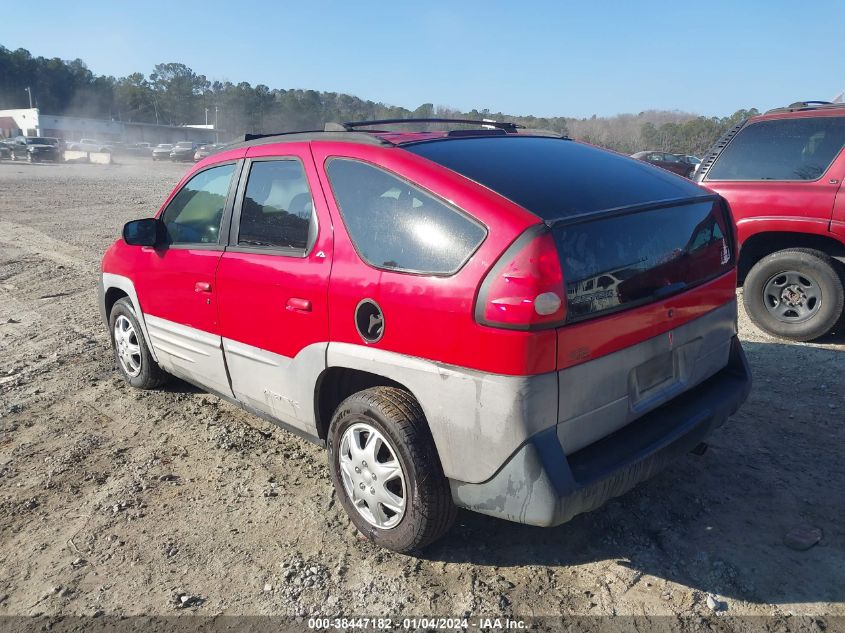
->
743, 248, 844, 341
109, 297, 168, 389
328, 387, 456, 553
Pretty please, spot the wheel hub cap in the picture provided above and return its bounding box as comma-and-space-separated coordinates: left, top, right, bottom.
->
338, 423, 406, 529
763, 271, 822, 323
114, 315, 142, 377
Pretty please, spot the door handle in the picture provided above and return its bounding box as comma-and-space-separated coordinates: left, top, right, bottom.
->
286, 297, 312, 313
194, 281, 212, 293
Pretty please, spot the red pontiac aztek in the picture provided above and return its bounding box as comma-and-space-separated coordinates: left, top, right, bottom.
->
100, 119, 751, 552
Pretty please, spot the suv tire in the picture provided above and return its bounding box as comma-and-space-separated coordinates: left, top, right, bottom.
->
743, 248, 844, 341
109, 297, 168, 389
327, 387, 456, 553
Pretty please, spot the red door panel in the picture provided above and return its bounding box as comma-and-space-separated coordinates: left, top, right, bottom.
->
215, 144, 333, 430
216, 143, 332, 358
829, 154, 845, 239
216, 249, 331, 358
134, 247, 222, 333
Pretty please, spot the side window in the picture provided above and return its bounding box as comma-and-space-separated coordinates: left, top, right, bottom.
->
707, 117, 845, 181
238, 159, 314, 252
325, 159, 486, 275
161, 163, 235, 245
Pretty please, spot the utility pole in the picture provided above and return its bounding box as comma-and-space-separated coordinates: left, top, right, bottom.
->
205, 107, 209, 126
25, 86, 33, 109
214, 106, 219, 143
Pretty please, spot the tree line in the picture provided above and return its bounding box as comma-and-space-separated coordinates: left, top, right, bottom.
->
0, 45, 756, 156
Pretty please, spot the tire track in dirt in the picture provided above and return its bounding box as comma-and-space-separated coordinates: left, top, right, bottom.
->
0, 221, 88, 269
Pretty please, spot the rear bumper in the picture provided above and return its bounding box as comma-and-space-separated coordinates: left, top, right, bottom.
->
450, 336, 751, 526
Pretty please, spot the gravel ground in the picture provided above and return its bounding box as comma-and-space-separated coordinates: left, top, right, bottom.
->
0, 159, 843, 625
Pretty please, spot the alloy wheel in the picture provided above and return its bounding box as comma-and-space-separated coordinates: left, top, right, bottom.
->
114, 315, 142, 377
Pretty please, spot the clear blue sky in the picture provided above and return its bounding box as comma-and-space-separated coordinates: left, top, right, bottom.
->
3, 0, 842, 118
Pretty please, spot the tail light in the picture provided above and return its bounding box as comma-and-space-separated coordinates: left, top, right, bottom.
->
475, 227, 567, 329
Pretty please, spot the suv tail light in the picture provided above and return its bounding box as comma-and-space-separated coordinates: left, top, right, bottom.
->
475, 227, 567, 329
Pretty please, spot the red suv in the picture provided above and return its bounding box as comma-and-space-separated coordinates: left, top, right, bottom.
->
100, 119, 751, 552
696, 101, 845, 340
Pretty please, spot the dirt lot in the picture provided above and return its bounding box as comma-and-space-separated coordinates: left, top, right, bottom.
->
0, 159, 843, 625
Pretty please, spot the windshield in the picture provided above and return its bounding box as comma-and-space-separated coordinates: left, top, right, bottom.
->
157, 144, 173, 149
176, 142, 193, 148
27, 137, 57, 145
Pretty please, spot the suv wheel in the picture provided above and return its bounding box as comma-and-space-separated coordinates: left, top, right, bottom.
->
327, 387, 456, 553
744, 248, 844, 341
109, 297, 168, 389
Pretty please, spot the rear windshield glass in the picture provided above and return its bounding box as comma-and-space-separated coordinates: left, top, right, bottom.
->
706, 117, 845, 181
406, 136, 703, 220
555, 200, 733, 321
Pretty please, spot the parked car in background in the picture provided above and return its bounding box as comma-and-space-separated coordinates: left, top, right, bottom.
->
151, 144, 174, 161
8, 136, 62, 162
696, 100, 845, 341
683, 155, 702, 175
125, 142, 153, 156
0, 141, 11, 160
67, 138, 112, 152
631, 151, 693, 177
100, 119, 750, 552
193, 143, 222, 161
169, 141, 198, 162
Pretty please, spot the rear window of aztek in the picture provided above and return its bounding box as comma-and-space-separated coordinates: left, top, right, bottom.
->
405, 136, 703, 220
555, 199, 734, 321
707, 117, 845, 181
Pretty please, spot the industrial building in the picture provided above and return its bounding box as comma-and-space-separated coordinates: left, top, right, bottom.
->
0, 108, 219, 145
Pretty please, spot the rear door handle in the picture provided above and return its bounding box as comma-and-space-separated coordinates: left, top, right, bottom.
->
286, 297, 312, 312
194, 281, 212, 293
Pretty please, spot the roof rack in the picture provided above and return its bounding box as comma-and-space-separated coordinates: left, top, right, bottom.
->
231, 129, 392, 148
765, 100, 845, 114
341, 118, 525, 132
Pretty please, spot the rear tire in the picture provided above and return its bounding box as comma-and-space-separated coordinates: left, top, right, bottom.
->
743, 248, 844, 341
109, 297, 168, 389
327, 387, 456, 553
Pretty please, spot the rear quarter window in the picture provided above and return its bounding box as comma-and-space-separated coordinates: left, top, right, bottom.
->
324, 158, 486, 275
707, 117, 845, 181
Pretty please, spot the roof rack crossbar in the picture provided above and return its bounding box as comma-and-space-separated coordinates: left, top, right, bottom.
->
341, 118, 525, 132
243, 130, 322, 142
764, 100, 845, 114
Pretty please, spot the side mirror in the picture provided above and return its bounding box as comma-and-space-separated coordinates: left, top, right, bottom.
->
123, 218, 164, 247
